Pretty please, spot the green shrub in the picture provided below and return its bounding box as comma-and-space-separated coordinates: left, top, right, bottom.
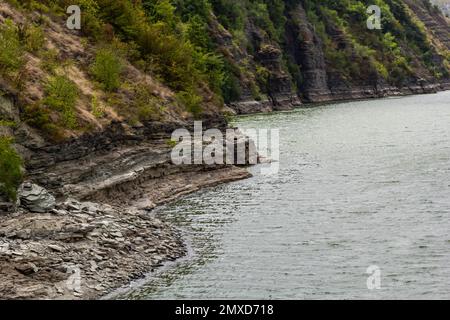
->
256, 65, 270, 93
77, 0, 103, 40
0, 136, 23, 202
40, 48, 59, 73
44, 75, 79, 128
91, 48, 123, 92
0, 19, 24, 75
221, 71, 242, 104
0, 120, 17, 128
22, 103, 56, 134
176, 89, 203, 118
134, 88, 161, 121
23, 23, 46, 53
166, 138, 177, 148
210, 0, 245, 31
193, 51, 226, 95
91, 95, 105, 118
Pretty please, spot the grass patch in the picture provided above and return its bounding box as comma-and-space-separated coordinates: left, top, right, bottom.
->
22, 23, 46, 53
44, 75, 79, 129
0, 136, 23, 202
91, 95, 105, 118
0, 19, 24, 76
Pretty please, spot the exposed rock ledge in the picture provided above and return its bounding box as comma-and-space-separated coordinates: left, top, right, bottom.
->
228, 82, 450, 114
0, 166, 250, 300
229, 94, 301, 115
0, 115, 252, 300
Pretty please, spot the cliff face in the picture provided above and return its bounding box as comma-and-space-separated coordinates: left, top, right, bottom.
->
284, 4, 331, 102
207, 0, 450, 110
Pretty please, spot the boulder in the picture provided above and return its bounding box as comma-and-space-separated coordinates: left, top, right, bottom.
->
18, 182, 56, 213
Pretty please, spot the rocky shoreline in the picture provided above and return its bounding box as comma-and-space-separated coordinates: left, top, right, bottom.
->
1, 105, 252, 299
228, 82, 450, 114
2, 87, 450, 300
0, 166, 250, 300
0, 198, 186, 300
2, 86, 450, 299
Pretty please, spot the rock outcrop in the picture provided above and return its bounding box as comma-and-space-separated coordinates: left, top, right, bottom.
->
285, 4, 332, 102
0, 198, 186, 299
18, 183, 56, 213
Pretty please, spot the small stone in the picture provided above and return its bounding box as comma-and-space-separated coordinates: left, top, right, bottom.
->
48, 244, 65, 252
81, 202, 99, 214
89, 260, 98, 272
15, 262, 39, 275
51, 209, 68, 215
95, 285, 103, 291
111, 231, 123, 238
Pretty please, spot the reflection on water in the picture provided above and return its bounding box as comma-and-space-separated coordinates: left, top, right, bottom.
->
121, 92, 450, 300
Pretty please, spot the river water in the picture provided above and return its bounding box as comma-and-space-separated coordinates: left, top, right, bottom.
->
122, 92, 450, 300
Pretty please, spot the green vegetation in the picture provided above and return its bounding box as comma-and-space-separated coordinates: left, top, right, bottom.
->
0, 19, 24, 76
176, 90, 203, 118
3, 0, 450, 118
166, 138, 178, 148
22, 103, 58, 137
0, 136, 23, 202
22, 23, 46, 53
91, 48, 123, 92
130, 84, 163, 122
91, 95, 105, 118
301, 0, 449, 85
44, 75, 79, 128
40, 48, 59, 73
0, 120, 17, 128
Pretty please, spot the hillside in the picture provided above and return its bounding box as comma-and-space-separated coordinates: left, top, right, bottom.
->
0, 0, 449, 211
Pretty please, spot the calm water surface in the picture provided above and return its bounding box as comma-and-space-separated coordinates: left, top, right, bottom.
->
122, 92, 450, 299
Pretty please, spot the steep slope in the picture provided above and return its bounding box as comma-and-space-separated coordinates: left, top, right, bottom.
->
406, 0, 450, 49
211, 0, 450, 107
0, 0, 253, 225
1, 0, 450, 209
